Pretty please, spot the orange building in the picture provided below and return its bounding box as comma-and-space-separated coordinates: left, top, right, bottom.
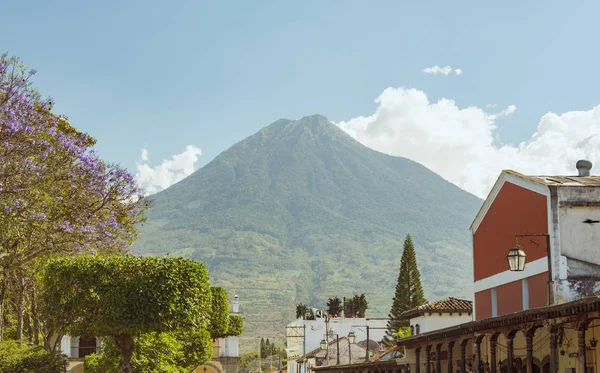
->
471, 160, 600, 320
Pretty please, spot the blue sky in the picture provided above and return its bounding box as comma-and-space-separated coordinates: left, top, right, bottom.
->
2, 0, 599, 196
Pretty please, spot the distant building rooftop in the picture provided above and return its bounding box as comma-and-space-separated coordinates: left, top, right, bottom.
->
504, 169, 600, 187
400, 297, 473, 319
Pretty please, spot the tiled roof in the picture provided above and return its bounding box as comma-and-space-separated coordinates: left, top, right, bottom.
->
504, 170, 600, 187
400, 297, 472, 319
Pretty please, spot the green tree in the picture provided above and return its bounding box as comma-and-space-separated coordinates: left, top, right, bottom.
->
385, 234, 427, 342
226, 315, 243, 337
355, 294, 368, 318
393, 326, 411, 340
0, 54, 147, 344
295, 303, 309, 319
42, 255, 215, 373
326, 297, 342, 317
210, 287, 230, 339
84, 331, 213, 373
260, 338, 265, 359
265, 338, 271, 357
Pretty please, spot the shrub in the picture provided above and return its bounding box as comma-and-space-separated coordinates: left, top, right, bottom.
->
0, 340, 66, 373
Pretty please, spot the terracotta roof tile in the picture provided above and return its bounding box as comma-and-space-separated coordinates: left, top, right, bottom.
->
400, 297, 472, 319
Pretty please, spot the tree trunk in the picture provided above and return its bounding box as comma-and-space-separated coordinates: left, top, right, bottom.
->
0, 274, 7, 340
24, 311, 32, 344
15, 270, 25, 341
30, 285, 39, 345
114, 334, 135, 373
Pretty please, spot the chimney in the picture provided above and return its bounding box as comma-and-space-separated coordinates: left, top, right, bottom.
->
576, 160, 593, 177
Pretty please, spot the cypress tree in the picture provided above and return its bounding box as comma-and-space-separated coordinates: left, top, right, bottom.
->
260, 337, 265, 358
385, 234, 426, 342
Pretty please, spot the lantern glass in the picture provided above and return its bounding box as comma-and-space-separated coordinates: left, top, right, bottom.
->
320, 339, 327, 350
507, 247, 527, 271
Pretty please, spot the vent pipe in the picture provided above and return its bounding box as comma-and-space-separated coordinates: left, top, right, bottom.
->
576, 160, 592, 177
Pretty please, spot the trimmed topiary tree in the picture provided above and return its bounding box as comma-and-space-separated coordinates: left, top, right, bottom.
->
210, 287, 230, 339
43, 255, 212, 373
226, 315, 244, 337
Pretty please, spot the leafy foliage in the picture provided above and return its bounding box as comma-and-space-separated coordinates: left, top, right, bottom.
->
0, 340, 66, 373
295, 303, 310, 319
393, 326, 411, 339
43, 255, 211, 337
210, 286, 230, 339
344, 294, 368, 318
134, 115, 482, 345
43, 255, 212, 373
226, 314, 244, 337
385, 234, 427, 342
326, 297, 342, 317
0, 53, 147, 343
84, 331, 212, 373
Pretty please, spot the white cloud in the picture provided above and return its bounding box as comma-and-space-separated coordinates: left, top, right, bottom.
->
486, 104, 498, 108
141, 148, 149, 161
135, 145, 202, 195
489, 104, 517, 120
423, 65, 463, 76
336, 87, 600, 198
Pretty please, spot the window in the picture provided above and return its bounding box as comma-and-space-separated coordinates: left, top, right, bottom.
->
415, 324, 421, 335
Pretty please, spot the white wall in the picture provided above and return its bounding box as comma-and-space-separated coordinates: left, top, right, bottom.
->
409, 313, 472, 335
558, 206, 600, 264
219, 336, 239, 357
554, 187, 600, 303
60, 335, 72, 358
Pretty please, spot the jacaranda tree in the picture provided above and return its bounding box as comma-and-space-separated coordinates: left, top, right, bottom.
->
43, 255, 216, 373
0, 53, 147, 343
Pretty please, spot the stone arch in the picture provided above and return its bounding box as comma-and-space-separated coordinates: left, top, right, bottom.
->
194, 361, 225, 373
68, 362, 84, 373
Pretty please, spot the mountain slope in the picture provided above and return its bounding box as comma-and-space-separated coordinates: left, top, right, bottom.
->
133, 115, 482, 345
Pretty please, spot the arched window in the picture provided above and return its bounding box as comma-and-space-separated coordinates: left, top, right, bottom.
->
410, 325, 415, 336
415, 324, 421, 335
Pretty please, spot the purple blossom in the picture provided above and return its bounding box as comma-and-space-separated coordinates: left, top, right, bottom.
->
1, 53, 146, 263
60, 221, 74, 233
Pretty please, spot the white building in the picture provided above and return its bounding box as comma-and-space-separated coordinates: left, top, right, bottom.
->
297, 334, 369, 373
59, 335, 101, 359
402, 297, 472, 336
286, 317, 388, 373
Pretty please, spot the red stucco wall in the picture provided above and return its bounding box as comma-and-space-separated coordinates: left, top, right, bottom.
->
528, 271, 549, 309
496, 279, 523, 316
473, 181, 548, 281
475, 289, 492, 320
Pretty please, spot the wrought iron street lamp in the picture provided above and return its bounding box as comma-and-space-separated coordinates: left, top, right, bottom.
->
507, 246, 527, 271
507, 233, 554, 304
